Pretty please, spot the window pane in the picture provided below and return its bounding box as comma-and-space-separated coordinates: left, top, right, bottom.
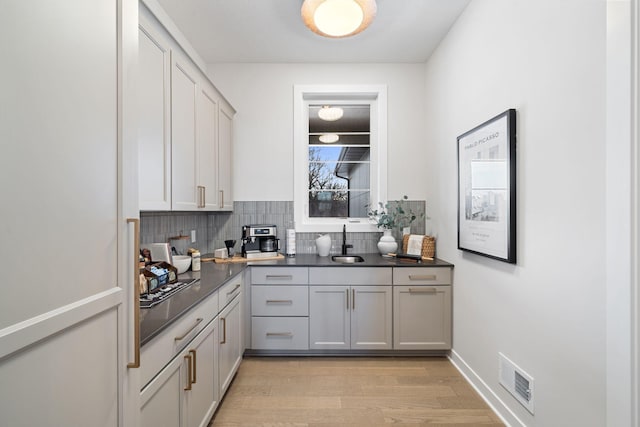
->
308, 190, 370, 218
309, 134, 370, 145
309, 105, 370, 133
308, 161, 370, 190
308, 104, 371, 220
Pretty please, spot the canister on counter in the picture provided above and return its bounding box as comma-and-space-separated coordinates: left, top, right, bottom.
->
191, 250, 201, 271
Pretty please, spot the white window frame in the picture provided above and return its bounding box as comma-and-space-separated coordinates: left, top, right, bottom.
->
293, 84, 387, 232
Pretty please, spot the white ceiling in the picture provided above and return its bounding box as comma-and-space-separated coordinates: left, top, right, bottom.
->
155, 0, 471, 64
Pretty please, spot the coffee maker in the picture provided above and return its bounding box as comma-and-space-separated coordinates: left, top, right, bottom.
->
241, 225, 280, 259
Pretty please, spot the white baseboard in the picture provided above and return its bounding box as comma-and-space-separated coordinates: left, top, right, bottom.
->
448, 349, 526, 427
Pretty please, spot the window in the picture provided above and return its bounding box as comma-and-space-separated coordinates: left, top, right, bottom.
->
294, 85, 387, 232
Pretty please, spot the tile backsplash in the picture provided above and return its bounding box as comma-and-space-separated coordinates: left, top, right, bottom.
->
140, 200, 425, 256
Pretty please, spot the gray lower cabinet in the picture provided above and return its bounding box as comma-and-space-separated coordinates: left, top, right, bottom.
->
309, 285, 393, 350
250, 267, 310, 350
308, 267, 393, 350
140, 317, 219, 427
392, 268, 452, 350
140, 273, 243, 427
218, 294, 242, 396
248, 265, 452, 353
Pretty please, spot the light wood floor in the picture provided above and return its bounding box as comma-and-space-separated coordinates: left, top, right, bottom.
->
208, 357, 504, 426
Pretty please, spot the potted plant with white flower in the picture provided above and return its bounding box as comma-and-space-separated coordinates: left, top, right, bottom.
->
368, 195, 424, 256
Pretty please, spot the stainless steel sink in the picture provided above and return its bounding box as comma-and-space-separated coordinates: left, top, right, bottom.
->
331, 255, 365, 264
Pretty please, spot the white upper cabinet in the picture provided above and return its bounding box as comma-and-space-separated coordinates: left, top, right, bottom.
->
197, 85, 220, 210
138, 21, 172, 210
171, 53, 200, 210
218, 102, 234, 211
138, 7, 235, 212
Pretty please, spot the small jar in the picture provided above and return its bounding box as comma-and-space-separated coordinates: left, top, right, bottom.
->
191, 250, 201, 272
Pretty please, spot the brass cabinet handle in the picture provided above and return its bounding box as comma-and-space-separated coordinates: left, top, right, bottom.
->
266, 299, 293, 304
220, 190, 224, 208
408, 287, 438, 294
227, 284, 241, 295
174, 318, 203, 341
266, 332, 293, 337
265, 275, 293, 280
127, 218, 140, 369
189, 349, 197, 384
352, 288, 355, 310
220, 317, 227, 344
184, 354, 193, 390
408, 274, 437, 281
346, 289, 349, 310
197, 186, 205, 208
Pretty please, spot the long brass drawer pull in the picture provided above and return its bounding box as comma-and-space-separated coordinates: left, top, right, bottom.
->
220, 317, 227, 344
408, 274, 437, 281
174, 318, 203, 341
409, 287, 438, 294
352, 288, 355, 310
266, 332, 293, 337
189, 349, 197, 384
346, 289, 349, 310
226, 284, 241, 295
184, 355, 193, 391
265, 275, 293, 280
266, 299, 293, 304
126, 218, 140, 369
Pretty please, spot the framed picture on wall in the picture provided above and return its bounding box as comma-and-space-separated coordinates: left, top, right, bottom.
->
457, 109, 516, 264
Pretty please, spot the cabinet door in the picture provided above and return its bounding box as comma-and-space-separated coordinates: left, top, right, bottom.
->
217, 102, 234, 211
351, 286, 393, 349
138, 21, 171, 210
184, 319, 219, 427
393, 286, 452, 350
196, 85, 220, 211
172, 54, 199, 210
219, 295, 242, 396
0, 1, 134, 425
309, 286, 350, 349
141, 359, 183, 427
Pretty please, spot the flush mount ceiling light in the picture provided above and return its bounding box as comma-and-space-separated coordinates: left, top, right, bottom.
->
318, 105, 344, 121
301, 0, 377, 38
319, 133, 340, 143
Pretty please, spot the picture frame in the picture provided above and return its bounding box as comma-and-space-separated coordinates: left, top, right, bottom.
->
457, 109, 516, 264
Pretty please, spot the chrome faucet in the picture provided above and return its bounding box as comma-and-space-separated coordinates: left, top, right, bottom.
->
341, 224, 353, 255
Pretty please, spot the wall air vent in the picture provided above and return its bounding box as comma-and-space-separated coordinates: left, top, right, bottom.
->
498, 352, 535, 414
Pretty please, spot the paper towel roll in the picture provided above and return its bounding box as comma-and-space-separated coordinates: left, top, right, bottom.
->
286, 229, 296, 256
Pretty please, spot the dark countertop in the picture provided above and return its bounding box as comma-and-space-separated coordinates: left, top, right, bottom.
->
140, 261, 246, 346
241, 253, 453, 268
140, 253, 453, 346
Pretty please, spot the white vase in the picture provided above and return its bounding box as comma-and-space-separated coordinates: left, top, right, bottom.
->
315, 234, 331, 257
377, 229, 397, 257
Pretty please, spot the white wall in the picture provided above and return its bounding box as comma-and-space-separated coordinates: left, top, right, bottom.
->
423, 1, 607, 426
207, 63, 426, 202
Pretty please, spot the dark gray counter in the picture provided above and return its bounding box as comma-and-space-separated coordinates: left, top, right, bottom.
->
240, 253, 453, 268
140, 262, 246, 346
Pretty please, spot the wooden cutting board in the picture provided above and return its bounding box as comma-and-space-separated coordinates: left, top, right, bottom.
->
203, 254, 285, 264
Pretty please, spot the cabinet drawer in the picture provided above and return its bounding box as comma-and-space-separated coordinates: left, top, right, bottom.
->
251, 267, 308, 284
251, 317, 309, 350
140, 290, 218, 389
251, 285, 309, 316
393, 267, 452, 285
309, 267, 392, 285
218, 275, 242, 312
